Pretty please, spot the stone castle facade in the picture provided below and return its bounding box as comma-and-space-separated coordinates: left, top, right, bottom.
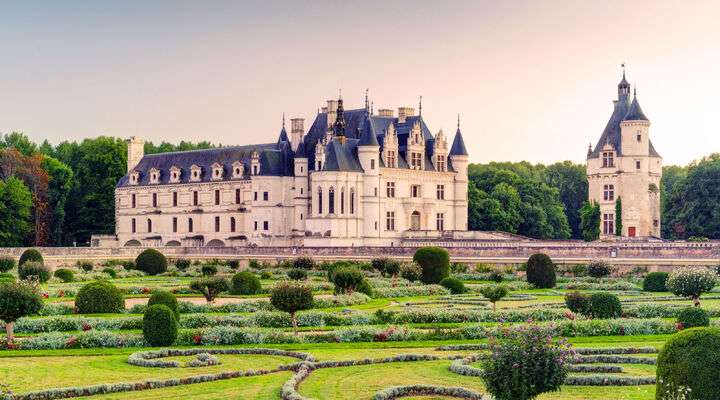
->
97, 95, 469, 247
586, 72, 662, 238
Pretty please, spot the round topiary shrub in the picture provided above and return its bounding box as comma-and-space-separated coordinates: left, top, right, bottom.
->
400, 262, 422, 282
0, 257, 16, 273
413, 246, 450, 284
147, 290, 179, 320
643, 272, 670, 292
143, 304, 178, 347
174, 259, 191, 271
18, 249, 43, 266
230, 272, 261, 295
677, 307, 709, 329
331, 267, 365, 294
666, 267, 717, 307
201, 264, 218, 276
480, 285, 508, 312
293, 256, 316, 270
270, 282, 313, 332
564, 291, 591, 316
135, 249, 167, 276
526, 253, 556, 289
587, 260, 612, 278
76, 260, 94, 272
102, 267, 117, 278
75, 281, 125, 314
287, 268, 308, 281
0, 281, 43, 342
18, 262, 51, 283
590, 292, 622, 319
53, 268, 75, 283
190, 276, 230, 303
439, 277, 466, 294
656, 327, 720, 399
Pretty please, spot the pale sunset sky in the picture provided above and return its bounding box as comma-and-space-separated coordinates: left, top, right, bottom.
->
2, 0, 719, 165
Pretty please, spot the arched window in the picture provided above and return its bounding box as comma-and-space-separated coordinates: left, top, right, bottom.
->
350, 189, 355, 214
340, 188, 345, 214
230, 217, 236, 232
147, 218, 152, 233
328, 187, 335, 214
317, 186, 323, 214
410, 211, 421, 230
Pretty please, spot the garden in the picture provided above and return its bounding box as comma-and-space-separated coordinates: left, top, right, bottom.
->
1, 248, 720, 399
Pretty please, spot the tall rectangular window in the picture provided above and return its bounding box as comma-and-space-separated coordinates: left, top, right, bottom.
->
411, 152, 422, 169
317, 187, 323, 214
603, 213, 615, 235
263, 221, 269, 230
602, 152, 615, 168
131, 194, 136, 208
193, 191, 199, 206
235, 189, 241, 204
385, 211, 395, 231
263, 191, 269, 201
230, 217, 236, 232
636, 160, 641, 170
328, 187, 335, 214
386, 150, 396, 168
370, 159, 375, 169
152, 193, 157, 207
340, 190, 345, 214
254, 192, 258, 201
436, 185, 445, 200
436, 213, 445, 231
215, 216, 220, 232
350, 189, 355, 214
436, 155, 446, 172
147, 219, 152, 233
386, 182, 396, 198
172, 217, 177, 233
411, 185, 421, 198
172, 192, 178, 207
188, 218, 194, 233
254, 221, 258, 230
603, 184, 615, 201
131, 218, 136, 233
215, 190, 220, 205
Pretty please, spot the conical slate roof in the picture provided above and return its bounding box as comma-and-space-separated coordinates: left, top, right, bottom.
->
623, 96, 649, 121
450, 128, 468, 156
358, 126, 379, 146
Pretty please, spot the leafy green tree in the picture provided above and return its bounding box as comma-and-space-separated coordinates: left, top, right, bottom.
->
543, 161, 588, 239
0, 132, 37, 156
661, 165, 688, 238
0, 177, 33, 246
579, 201, 600, 242
615, 197, 622, 236
0, 282, 43, 343
41, 156, 73, 245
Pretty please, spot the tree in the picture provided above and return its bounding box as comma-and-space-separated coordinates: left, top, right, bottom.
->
190, 277, 229, 303
270, 282, 314, 334
543, 161, 588, 239
480, 285, 508, 311
666, 267, 717, 307
0, 177, 33, 246
615, 197, 623, 236
413, 247, 450, 284
0, 132, 37, 156
41, 156, 73, 245
579, 201, 600, 242
0, 282, 43, 343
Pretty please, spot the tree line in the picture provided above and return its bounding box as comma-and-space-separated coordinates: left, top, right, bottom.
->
1, 130, 720, 245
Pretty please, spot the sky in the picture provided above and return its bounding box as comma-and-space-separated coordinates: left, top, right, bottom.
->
1, 0, 719, 166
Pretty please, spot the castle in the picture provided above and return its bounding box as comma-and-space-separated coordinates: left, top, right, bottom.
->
586, 71, 662, 238
98, 95, 469, 247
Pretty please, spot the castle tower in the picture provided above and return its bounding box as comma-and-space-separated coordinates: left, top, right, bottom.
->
126, 136, 144, 173
450, 116, 469, 231
586, 71, 662, 238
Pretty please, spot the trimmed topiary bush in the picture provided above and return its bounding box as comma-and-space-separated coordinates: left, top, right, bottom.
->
53, 268, 75, 283
75, 281, 125, 314
565, 291, 591, 316
18, 262, 51, 283
143, 304, 178, 346
18, 249, 43, 266
147, 290, 179, 320
293, 256, 315, 270
135, 249, 167, 276
526, 253, 556, 289
201, 264, 218, 276
400, 262, 422, 282
439, 277, 466, 294
587, 260, 612, 278
590, 292, 622, 319
77, 260, 94, 272
0, 282, 43, 342
270, 282, 313, 333
331, 267, 365, 294
287, 268, 308, 281
666, 267, 717, 307
384, 259, 401, 278
677, 307, 709, 329
0, 257, 16, 273
230, 272, 261, 295
413, 247, 450, 284
102, 267, 117, 278
174, 259, 191, 271
480, 285, 508, 312
643, 272, 670, 292
656, 327, 720, 399
190, 277, 230, 303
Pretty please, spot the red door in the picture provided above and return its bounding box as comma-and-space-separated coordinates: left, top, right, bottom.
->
628, 227, 636, 237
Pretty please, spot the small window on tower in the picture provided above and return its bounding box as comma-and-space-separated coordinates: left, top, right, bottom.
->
637, 134, 641, 142
636, 160, 641, 170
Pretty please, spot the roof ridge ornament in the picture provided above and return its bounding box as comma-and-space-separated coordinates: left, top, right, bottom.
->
365, 88, 369, 113
418, 95, 423, 116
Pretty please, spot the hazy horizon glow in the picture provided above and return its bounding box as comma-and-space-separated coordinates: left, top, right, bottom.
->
2, 0, 719, 166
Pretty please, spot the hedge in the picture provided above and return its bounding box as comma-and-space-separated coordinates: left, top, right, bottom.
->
526, 253, 556, 289
18, 248, 43, 266
135, 249, 167, 275
412, 247, 450, 284
143, 304, 178, 346
75, 281, 125, 314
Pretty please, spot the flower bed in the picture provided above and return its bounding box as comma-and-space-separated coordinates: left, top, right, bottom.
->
127, 347, 313, 368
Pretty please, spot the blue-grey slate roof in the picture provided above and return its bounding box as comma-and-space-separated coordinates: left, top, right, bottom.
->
450, 128, 468, 156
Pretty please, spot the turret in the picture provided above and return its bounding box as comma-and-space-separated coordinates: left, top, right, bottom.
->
290, 118, 304, 152
127, 136, 144, 173
450, 115, 469, 230
357, 127, 379, 175
620, 90, 651, 157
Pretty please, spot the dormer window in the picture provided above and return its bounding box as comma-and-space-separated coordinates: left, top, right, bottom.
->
602, 152, 615, 168
436, 155, 446, 172
169, 166, 181, 183
232, 161, 244, 179
386, 150, 396, 168
190, 165, 202, 182
129, 171, 140, 185
211, 163, 224, 180
410, 152, 423, 169
148, 168, 160, 184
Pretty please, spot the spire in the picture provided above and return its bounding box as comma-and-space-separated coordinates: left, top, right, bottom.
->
450, 114, 468, 156
623, 91, 649, 121
358, 126, 379, 146
277, 113, 289, 143
364, 88, 369, 113
333, 96, 346, 137
418, 95, 423, 116
282, 112, 286, 128
618, 63, 631, 100
371, 101, 374, 115
456, 114, 461, 132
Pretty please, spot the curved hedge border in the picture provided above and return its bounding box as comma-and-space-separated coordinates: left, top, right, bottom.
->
372, 385, 485, 399
128, 348, 314, 368
564, 374, 655, 386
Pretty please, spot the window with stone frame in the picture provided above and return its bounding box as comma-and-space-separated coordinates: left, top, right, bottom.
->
411, 152, 423, 169
193, 191, 199, 206
603, 213, 614, 235
152, 193, 157, 207
436, 213, 445, 231
350, 189, 355, 214
603, 184, 615, 201
436, 185, 445, 200
130, 171, 140, 185
188, 218, 194, 232
190, 165, 202, 181
172, 217, 177, 233
411, 184, 422, 198
212, 164, 224, 180
131, 193, 136, 208
149, 168, 160, 184
386, 150, 396, 168
385, 211, 396, 231
602, 152, 615, 168
131, 218, 136, 233
215, 190, 220, 205
214, 216, 220, 232
340, 188, 345, 214
317, 186, 323, 214
328, 187, 335, 214
172, 192, 178, 207
386, 182, 396, 198
435, 154, 446, 172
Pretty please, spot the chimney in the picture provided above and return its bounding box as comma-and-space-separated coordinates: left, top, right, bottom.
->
397, 107, 415, 123
378, 109, 394, 118
290, 118, 304, 152
326, 100, 338, 127
126, 136, 145, 173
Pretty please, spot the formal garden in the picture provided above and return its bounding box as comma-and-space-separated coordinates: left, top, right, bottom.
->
1, 248, 720, 399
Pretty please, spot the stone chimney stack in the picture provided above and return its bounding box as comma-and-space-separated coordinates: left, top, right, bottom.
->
290, 118, 304, 152
127, 136, 145, 173
378, 109, 394, 118
326, 99, 338, 127
397, 107, 415, 123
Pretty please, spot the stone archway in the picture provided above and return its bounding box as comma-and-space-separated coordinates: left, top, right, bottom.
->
165, 240, 181, 247
206, 239, 226, 247
124, 239, 142, 247
410, 211, 421, 230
